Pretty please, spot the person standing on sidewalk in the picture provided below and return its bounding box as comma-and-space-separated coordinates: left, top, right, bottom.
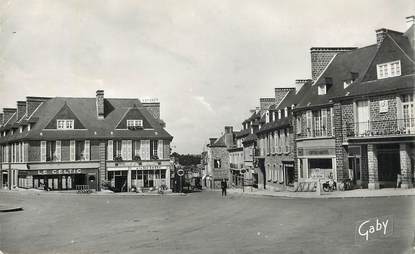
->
221, 179, 227, 197
396, 173, 402, 189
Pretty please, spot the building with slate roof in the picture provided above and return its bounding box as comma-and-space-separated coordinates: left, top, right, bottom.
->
0, 90, 173, 192
256, 82, 311, 190
331, 17, 415, 189
204, 126, 236, 189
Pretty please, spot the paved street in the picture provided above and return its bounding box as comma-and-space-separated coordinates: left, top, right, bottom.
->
1, 191, 414, 254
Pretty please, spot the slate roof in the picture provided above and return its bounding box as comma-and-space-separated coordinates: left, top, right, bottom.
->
210, 135, 226, 147
257, 117, 290, 135
242, 133, 257, 144
0, 97, 172, 143
295, 44, 378, 110
337, 74, 415, 99
235, 128, 250, 138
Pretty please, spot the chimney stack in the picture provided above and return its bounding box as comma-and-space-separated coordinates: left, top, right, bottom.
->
3, 108, 17, 124
310, 47, 357, 80
96, 90, 105, 119
376, 28, 387, 48
26, 97, 50, 117
259, 98, 276, 111
141, 98, 160, 120
17, 101, 26, 121
406, 15, 415, 29
224, 126, 234, 148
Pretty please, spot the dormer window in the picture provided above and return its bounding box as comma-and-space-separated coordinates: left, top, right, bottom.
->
127, 119, 143, 129
284, 108, 288, 118
318, 84, 326, 95
19, 126, 23, 133
377, 60, 401, 79
278, 110, 281, 119
57, 119, 74, 130
266, 111, 270, 123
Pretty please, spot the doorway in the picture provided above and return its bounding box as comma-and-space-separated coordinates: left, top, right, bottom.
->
377, 145, 400, 188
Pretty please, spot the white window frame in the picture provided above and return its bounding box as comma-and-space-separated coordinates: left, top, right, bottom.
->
41, 141, 46, 162
127, 119, 143, 128
70, 140, 75, 161
157, 140, 164, 159
107, 140, 113, 160
55, 140, 61, 162
296, 116, 302, 134
84, 140, 90, 161
57, 119, 74, 130
377, 60, 401, 79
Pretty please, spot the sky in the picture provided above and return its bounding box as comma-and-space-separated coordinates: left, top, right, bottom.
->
0, 0, 413, 154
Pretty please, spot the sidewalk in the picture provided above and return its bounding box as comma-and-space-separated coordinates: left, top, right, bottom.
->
227, 187, 415, 199
0, 188, 187, 197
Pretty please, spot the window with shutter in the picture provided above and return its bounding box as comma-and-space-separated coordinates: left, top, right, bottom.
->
158, 140, 164, 159
107, 140, 113, 160
56, 141, 61, 162
126, 140, 132, 160
134, 141, 141, 157
121, 140, 127, 160
70, 140, 75, 161
322, 109, 328, 136
141, 140, 150, 160
41, 141, 46, 162
84, 140, 90, 161
306, 111, 313, 137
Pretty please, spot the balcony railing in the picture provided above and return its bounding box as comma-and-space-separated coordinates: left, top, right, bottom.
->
346, 118, 415, 137
297, 128, 329, 138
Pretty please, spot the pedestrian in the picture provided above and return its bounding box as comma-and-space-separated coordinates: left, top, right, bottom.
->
221, 179, 227, 197
396, 173, 402, 189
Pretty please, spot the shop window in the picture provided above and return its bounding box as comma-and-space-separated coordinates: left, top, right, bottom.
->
309, 158, 332, 169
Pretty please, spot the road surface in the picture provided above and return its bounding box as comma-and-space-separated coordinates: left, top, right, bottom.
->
0, 190, 414, 253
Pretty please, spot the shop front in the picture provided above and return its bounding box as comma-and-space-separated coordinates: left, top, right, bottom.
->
283, 161, 295, 186
107, 165, 170, 192
297, 141, 337, 182
18, 168, 98, 191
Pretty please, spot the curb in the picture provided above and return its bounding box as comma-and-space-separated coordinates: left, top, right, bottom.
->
228, 191, 415, 199
0, 190, 187, 197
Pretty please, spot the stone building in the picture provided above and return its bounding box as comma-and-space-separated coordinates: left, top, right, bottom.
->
0, 90, 173, 192
257, 83, 312, 190
333, 18, 415, 189
205, 126, 236, 189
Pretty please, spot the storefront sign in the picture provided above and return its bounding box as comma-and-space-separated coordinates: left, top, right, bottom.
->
109, 165, 168, 171
37, 169, 82, 175
298, 148, 335, 156
27, 169, 94, 175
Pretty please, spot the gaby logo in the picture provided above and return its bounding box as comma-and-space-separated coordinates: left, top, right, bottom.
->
355, 215, 393, 242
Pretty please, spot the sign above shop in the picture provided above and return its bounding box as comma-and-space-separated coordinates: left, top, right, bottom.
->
108, 165, 168, 171
26, 169, 95, 176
